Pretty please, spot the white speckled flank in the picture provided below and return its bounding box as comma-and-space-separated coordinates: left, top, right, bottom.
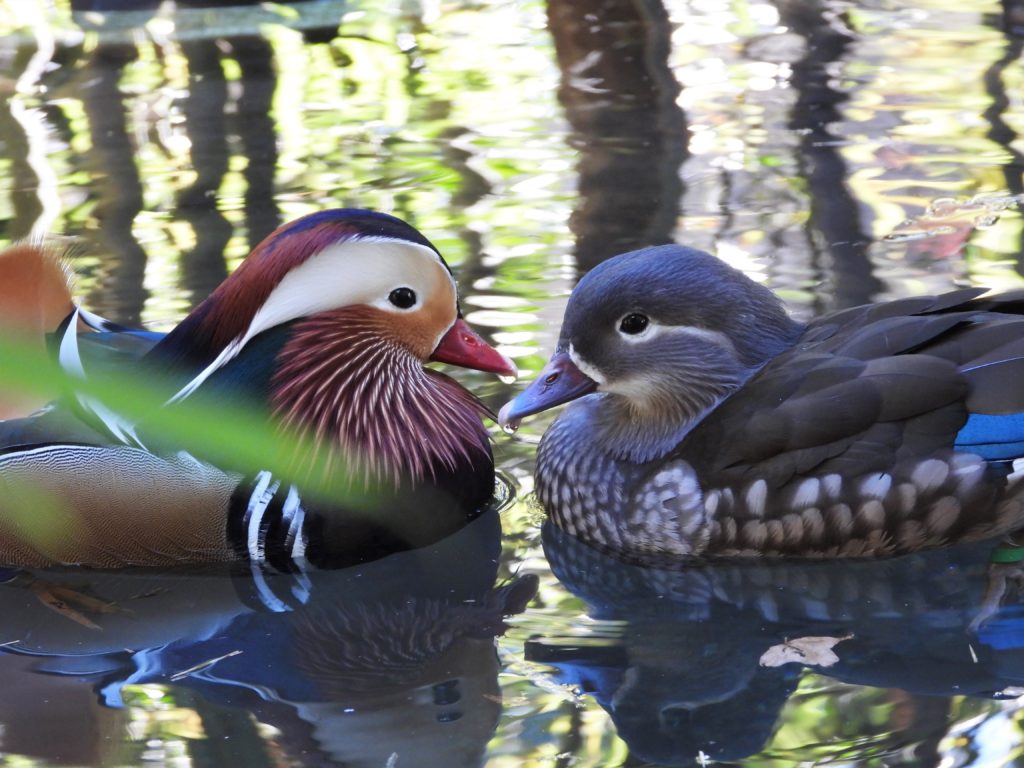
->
858, 473, 891, 500
791, 478, 821, 509
745, 479, 767, 518
911, 459, 949, 493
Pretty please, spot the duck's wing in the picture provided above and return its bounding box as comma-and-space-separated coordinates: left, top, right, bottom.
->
683, 292, 1024, 485
47, 309, 168, 448
0, 367, 243, 570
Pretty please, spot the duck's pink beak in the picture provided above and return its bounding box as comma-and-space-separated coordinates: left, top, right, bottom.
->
430, 318, 518, 378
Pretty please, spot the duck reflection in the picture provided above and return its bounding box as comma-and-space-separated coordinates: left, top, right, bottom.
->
0, 510, 537, 767
529, 522, 1024, 765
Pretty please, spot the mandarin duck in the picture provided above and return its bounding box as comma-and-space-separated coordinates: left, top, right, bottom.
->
501, 244, 1024, 561
0, 209, 515, 569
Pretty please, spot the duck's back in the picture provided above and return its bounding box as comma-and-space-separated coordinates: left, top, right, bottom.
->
671, 288, 1024, 556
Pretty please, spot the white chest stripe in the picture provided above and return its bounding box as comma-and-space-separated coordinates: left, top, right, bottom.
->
282, 485, 309, 564
246, 471, 280, 562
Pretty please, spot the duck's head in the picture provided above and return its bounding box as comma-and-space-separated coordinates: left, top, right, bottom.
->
500, 245, 802, 460
151, 209, 516, 488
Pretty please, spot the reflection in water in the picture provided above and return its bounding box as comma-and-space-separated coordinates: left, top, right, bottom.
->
0, 511, 537, 767
177, 33, 281, 299
78, 44, 150, 324
532, 523, 1024, 765
982, 6, 1024, 272
2, 2, 322, 323
547, 0, 687, 274
0, 95, 45, 242
884, 194, 1019, 262
777, 0, 882, 310
4, 0, 1024, 763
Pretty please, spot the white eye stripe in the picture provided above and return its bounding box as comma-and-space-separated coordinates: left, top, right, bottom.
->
169, 238, 454, 403
616, 322, 737, 353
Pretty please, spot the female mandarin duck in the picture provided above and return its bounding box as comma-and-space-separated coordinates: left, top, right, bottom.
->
0, 209, 516, 569
501, 244, 1024, 561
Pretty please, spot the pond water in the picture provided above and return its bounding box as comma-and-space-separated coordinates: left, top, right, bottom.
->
2, 0, 1024, 764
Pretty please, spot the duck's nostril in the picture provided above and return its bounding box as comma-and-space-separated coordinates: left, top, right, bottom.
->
544, 372, 560, 385
462, 334, 478, 346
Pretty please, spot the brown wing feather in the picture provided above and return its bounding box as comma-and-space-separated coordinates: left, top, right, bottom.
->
681, 296, 1024, 486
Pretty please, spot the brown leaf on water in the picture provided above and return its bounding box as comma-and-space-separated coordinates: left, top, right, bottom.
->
28, 580, 125, 630
759, 634, 854, 668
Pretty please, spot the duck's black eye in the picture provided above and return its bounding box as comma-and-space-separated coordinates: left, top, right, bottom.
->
388, 287, 417, 309
619, 313, 649, 335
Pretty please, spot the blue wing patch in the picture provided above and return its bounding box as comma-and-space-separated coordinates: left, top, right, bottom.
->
956, 412, 1024, 460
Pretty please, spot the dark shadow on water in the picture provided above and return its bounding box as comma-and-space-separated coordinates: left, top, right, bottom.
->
177, 32, 282, 303
77, 44, 150, 325
984, 3, 1024, 276
547, 0, 689, 276
530, 523, 1024, 765
775, 0, 883, 311
0, 509, 537, 767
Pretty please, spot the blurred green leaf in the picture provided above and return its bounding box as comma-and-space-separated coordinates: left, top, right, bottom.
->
0, 335, 377, 508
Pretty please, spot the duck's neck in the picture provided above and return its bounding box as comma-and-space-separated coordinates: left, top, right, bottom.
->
270, 313, 492, 492
592, 315, 806, 464
596, 359, 757, 465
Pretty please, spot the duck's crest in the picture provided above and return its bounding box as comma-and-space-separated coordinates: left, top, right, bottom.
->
149, 209, 443, 389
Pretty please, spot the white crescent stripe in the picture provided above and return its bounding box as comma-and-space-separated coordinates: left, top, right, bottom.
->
246, 471, 280, 562
58, 308, 145, 448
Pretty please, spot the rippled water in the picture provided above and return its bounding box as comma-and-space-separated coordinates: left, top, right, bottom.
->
3, 0, 1024, 764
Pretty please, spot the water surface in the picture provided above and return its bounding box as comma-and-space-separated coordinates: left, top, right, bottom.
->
2, 0, 1024, 764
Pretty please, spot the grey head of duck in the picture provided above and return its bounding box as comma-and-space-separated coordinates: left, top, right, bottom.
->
501, 244, 1024, 561
501, 245, 803, 464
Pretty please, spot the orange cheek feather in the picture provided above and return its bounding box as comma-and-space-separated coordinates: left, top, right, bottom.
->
0, 244, 75, 342
389, 295, 456, 360
387, 267, 457, 359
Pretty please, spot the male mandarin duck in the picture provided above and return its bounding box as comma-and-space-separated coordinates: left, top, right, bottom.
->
500, 244, 1024, 561
0, 209, 516, 569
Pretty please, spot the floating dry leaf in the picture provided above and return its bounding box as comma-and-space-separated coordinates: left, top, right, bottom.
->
759, 634, 854, 668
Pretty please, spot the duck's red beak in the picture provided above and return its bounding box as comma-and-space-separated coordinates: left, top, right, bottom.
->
430, 318, 518, 378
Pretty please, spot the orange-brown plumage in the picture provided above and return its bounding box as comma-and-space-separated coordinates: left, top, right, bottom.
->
0, 243, 75, 418
0, 243, 74, 343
